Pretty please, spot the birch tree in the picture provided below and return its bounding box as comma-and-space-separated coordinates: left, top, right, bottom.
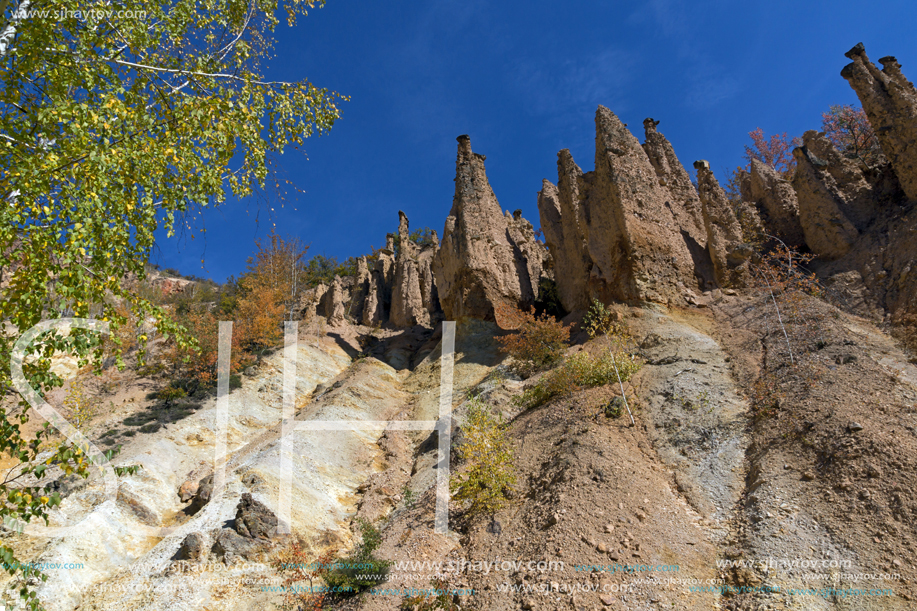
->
0, 1, 344, 606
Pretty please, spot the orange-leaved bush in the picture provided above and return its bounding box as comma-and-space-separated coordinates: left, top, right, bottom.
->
494, 302, 570, 378
235, 228, 308, 353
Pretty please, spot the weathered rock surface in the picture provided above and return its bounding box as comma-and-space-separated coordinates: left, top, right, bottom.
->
321, 276, 347, 324
537, 150, 592, 312
792, 146, 860, 259
694, 160, 750, 287
300, 282, 328, 320
505, 208, 551, 303
174, 532, 206, 561
433, 135, 547, 320
390, 211, 440, 327
234, 492, 278, 541
348, 256, 371, 323
362, 242, 396, 326
842, 43, 917, 201
538, 107, 713, 307
642, 118, 709, 247
187, 473, 214, 515
362, 267, 387, 326
211, 527, 266, 561
177, 480, 198, 503
749, 158, 806, 248
799, 130, 883, 229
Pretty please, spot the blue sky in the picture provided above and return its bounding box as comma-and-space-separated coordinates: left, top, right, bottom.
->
152, 0, 917, 283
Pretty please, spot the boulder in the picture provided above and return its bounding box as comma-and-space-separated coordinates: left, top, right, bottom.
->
432, 135, 545, 320
174, 532, 207, 561
187, 473, 214, 515
211, 528, 265, 561
234, 492, 278, 541
177, 480, 198, 503
842, 43, 917, 201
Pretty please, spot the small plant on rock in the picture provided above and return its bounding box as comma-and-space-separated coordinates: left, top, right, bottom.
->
323, 518, 392, 594
401, 484, 416, 509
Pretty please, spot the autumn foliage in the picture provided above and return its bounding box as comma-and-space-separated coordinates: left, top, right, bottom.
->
743, 127, 802, 178
274, 543, 335, 611
821, 104, 881, 165
494, 302, 570, 378
165, 229, 307, 384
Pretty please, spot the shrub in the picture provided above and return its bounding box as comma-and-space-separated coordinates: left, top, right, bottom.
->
822, 104, 881, 166
274, 542, 335, 611
743, 127, 802, 179
576, 300, 641, 424
580, 299, 624, 340
749, 242, 823, 366
494, 303, 570, 378
450, 397, 515, 517
136, 362, 167, 377
323, 519, 392, 594
515, 350, 641, 410
156, 386, 187, 403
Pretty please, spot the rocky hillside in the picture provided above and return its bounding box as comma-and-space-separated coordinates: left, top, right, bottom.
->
5, 42, 917, 611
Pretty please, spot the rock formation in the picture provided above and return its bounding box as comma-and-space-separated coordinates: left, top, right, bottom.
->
234, 492, 278, 540
537, 151, 592, 312
842, 43, 917, 201
320, 275, 347, 324
798, 130, 881, 230
433, 135, 548, 320
642, 118, 709, 249
348, 256, 371, 323
748, 158, 806, 248
505, 209, 551, 305
537, 107, 714, 308
299, 282, 328, 320
694, 160, 751, 287
792, 142, 862, 260
390, 211, 440, 327
362, 243, 395, 326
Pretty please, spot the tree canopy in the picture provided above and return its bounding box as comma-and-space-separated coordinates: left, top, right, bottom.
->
0, 1, 344, 606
